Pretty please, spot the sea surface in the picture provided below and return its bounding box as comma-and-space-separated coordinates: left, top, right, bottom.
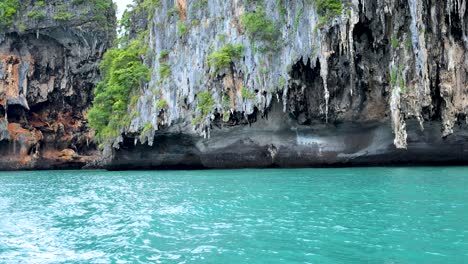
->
0, 167, 467, 263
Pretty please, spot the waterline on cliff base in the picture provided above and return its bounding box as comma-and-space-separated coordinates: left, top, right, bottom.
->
0, 167, 467, 263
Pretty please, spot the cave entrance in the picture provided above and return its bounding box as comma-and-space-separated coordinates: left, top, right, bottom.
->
287, 57, 325, 124
0, 105, 5, 119
446, 5, 463, 41
352, 20, 374, 105
6, 104, 27, 124
353, 21, 374, 50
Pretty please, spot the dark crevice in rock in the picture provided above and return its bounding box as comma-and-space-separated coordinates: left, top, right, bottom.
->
287, 58, 323, 125
425, 64, 443, 121
447, 8, 464, 42
6, 105, 26, 124
0, 105, 5, 118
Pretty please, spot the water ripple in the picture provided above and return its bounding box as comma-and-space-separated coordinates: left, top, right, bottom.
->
0, 168, 467, 263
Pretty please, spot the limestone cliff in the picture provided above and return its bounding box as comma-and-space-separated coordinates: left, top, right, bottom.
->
103, 0, 468, 169
2, 0, 467, 170
0, 0, 115, 169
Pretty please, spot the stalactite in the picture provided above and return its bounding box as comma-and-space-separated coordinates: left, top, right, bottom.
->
319, 47, 330, 123
408, 0, 431, 108
390, 88, 408, 149
347, 9, 359, 97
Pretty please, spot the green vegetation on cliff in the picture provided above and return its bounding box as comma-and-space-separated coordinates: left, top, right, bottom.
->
241, 6, 278, 42
0, 0, 115, 30
87, 38, 150, 142
193, 92, 215, 125
158, 63, 171, 80
0, 0, 19, 28
208, 44, 245, 71
241, 87, 256, 99
53, 11, 75, 21
27, 10, 47, 21
314, 0, 343, 16
87, 0, 156, 143
314, 0, 343, 27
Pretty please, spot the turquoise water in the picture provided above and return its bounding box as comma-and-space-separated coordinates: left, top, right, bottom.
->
0, 168, 467, 263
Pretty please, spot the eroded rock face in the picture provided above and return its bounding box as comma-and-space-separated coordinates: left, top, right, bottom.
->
106, 0, 468, 169
0, 1, 115, 170
109, 101, 468, 170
